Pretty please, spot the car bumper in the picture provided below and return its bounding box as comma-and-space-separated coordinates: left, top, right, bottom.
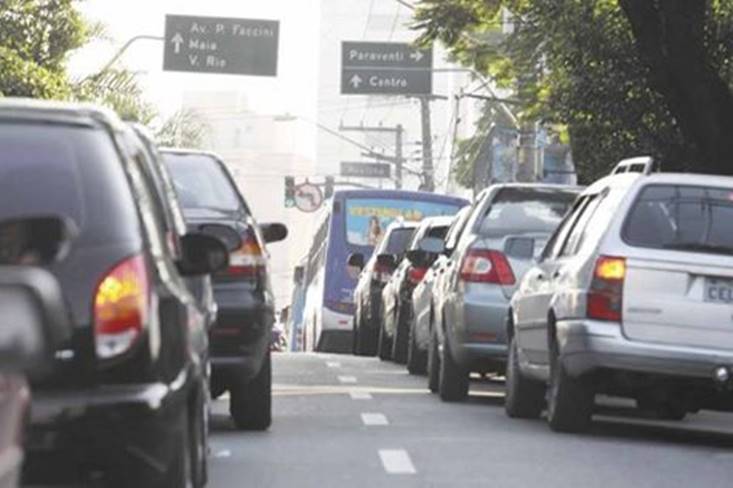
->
25, 374, 189, 484
450, 291, 509, 367
209, 282, 272, 380
557, 318, 733, 380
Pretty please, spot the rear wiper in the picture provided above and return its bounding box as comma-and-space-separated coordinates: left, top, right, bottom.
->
662, 242, 733, 255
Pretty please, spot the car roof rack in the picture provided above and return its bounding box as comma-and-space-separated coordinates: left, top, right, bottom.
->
610, 156, 656, 176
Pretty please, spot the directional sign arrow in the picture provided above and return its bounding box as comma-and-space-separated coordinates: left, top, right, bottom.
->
350, 74, 363, 88
171, 32, 184, 54
410, 51, 424, 63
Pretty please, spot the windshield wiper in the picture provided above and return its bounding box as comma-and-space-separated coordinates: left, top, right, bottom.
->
662, 242, 733, 255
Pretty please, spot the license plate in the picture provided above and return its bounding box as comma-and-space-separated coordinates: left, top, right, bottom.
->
704, 278, 733, 304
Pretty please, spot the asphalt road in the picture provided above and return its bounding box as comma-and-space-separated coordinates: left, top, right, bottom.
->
208, 353, 733, 488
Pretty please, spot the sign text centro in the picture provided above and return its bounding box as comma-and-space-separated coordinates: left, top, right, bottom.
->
163, 14, 279, 76
341, 41, 433, 96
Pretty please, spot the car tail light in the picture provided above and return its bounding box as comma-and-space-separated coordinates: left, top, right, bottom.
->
94, 254, 150, 359
408, 266, 428, 285
227, 228, 266, 279
460, 249, 515, 285
587, 256, 626, 321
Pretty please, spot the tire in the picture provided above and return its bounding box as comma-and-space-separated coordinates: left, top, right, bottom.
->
406, 310, 427, 375
547, 345, 594, 433
190, 390, 208, 488
504, 334, 544, 419
427, 327, 440, 393
354, 312, 378, 356
438, 335, 469, 402
230, 351, 272, 431
351, 313, 359, 355
391, 303, 410, 365
377, 321, 392, 361
160, 407, 193, 488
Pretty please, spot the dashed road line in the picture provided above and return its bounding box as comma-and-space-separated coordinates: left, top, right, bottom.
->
349, 391, 373, 400
379, 449, 416, 474
326, 361, 341, 368
337, 375, 357, 384
361, 412, 389, 426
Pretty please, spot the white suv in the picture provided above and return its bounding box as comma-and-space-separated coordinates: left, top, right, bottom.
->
506, 158, 733, 433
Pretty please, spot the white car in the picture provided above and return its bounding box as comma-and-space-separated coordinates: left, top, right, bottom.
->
507, 157, 733, 433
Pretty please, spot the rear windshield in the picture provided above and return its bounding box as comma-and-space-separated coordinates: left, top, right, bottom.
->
623, 184, 733, 255
382, 228, 415, 255
0, 122, 139, 246
163, 153, 244, 212
478, 187, 578, 236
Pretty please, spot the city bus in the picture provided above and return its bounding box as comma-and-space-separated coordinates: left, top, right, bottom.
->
300, 189, 469, 352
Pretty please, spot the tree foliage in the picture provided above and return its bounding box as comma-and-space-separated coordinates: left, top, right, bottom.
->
0, 0, 87, 99
414, 0, 733, 183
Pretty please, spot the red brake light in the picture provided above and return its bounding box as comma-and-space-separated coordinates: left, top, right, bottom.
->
94, 254, 149, 359
227, 229, 266, 279
408, 266, 428, 285
587, 256, 625, 321
460, 250, 515, 285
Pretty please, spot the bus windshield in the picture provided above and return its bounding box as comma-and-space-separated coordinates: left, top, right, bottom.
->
345, 198, 463, 248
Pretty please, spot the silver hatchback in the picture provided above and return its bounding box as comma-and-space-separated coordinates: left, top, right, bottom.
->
507, 161, 733, 433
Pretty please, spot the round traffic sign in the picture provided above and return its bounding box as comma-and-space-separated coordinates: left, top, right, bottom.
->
294, 183, 323, 213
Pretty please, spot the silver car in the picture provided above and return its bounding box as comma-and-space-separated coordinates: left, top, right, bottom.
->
429, 184, 580, 402
507, 160, 733, 433
411, 208, 473, 375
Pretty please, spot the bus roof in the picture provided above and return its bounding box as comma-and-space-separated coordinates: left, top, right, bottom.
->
332, 189, 469, 206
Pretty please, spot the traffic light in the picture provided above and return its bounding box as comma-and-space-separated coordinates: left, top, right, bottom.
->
324, 176, 335, 199
284, 176, 295, 207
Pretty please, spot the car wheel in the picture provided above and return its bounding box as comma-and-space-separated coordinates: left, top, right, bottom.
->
352, 313, 359, 355
504, 334, 544, 419
355, 311, 378, 356
406, 310, 427, 375
391, 303, 410, 365
377, 321, 392, 361
438, 335, 469, 402
190, 389, 208, 488
159, 407, 194, 488
547, 343, 594, 433
230, 351, 272, 431
427, 327, 440, 393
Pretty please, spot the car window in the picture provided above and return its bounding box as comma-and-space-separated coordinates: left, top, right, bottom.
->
623, 184, 733, 255
541, 195, 587, 261
478, 187, 578, 237
382, 227, 415, 255
0, 122, 140, 247
163, 152, 245, 213
560, 193, 603, 257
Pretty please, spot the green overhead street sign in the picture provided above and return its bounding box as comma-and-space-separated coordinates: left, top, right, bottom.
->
163, 14, 279, 76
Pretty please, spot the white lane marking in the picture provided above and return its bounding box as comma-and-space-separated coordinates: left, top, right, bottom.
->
326, 361, 341, 368
349, 391, 373, 400
214, 449, 232, 458
337, 375, 357, 384
361, 413, 389, 426
379, 449, 416, 474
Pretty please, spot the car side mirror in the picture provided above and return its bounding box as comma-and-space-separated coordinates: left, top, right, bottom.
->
376, 253, 397, 270
178, 233, 230, 276
0, 266, 72, 372
346, 253, 364, 280
197, 224, 242, 252
260, 222, 288, 244
419, 237, 445, 255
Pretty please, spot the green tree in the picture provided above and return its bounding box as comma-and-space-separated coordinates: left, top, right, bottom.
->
155, 109, 210, 149
414, 0, 733, 183
0, 0, 87, 99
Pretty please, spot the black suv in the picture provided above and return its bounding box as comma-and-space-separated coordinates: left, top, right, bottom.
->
0, 99, 229, 487
350, 220, 418, 357
162, 149, 287, 431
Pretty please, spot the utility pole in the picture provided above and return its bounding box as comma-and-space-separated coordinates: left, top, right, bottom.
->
339, 124, 406, 189
418, 97, 434, 192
